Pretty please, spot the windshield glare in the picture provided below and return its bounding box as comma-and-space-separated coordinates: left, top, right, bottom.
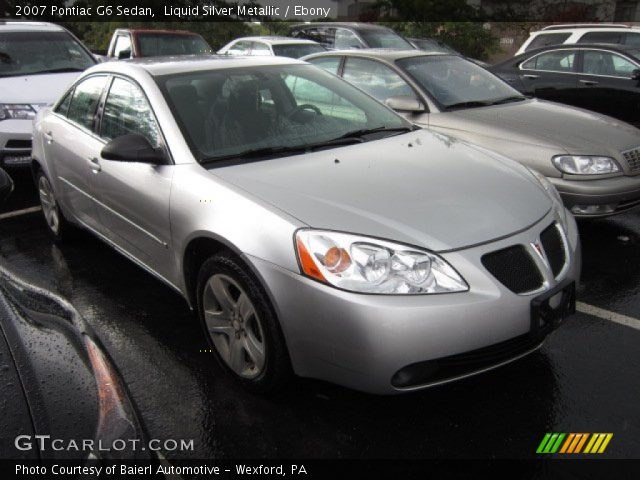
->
272, 44, 325, 59
0, 31, 95, 77
158, 64, 408, 163
138, 34, 212, 57
359, 30, 414, 49
398, 55, 521, 108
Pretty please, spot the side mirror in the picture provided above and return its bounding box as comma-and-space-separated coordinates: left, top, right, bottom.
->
384, 95, 427, 113
117, 49, 132, 60
632, 69, 640, 81
101, 134, 169, 165
0, 167, 14, 206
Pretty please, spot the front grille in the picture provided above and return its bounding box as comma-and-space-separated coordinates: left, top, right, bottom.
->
540, 223, 565, 277
5, 139, 31, 149
481, 245, 543, 294
391, 333, 542, 388
622, 147, 640, 173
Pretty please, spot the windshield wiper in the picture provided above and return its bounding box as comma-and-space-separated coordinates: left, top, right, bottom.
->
489, 96, 527, 106
335, 125, 416, 140
202, 145, 309, 164
35, 67, 86, 74
443, 101, 492, 111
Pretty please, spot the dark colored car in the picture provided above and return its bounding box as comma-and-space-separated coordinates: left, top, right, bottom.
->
107, 28, 212, 60
289, 22, 415, 50
490, 44, 640, 127
0, 167, 149, 460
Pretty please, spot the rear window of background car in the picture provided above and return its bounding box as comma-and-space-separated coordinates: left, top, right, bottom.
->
525, 33, 571, 51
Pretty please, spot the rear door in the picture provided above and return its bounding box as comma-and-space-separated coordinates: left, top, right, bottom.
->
93, 76, 174, 280
518, 49, 580, 104
576, 49, 640, 126
45, 75, 109, 232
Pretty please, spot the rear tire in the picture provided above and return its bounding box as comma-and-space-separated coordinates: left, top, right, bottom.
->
196, 252, 291, 393
36, 170, 75, 242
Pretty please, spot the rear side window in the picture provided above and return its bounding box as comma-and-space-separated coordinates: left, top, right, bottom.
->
100, 77, 160, 147
54, 90, 73, 116
525, 33, 571, 51
66, 76, 108, 131
578, 31, 624, 44
522, 50, 577, 72
250, 42, 271, 56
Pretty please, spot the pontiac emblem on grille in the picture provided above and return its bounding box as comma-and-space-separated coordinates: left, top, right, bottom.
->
531, 241, 550, 270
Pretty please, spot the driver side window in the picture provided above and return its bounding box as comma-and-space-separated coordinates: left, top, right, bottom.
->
283, 73, 366, 123
100, 77, 160, 147
342, 57, 417, 103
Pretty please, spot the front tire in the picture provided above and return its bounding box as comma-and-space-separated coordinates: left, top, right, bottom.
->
196, 252, 291, 393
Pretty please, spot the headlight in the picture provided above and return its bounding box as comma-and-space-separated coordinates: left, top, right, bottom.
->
0, 104, 36, 122
527, 168, 568, 229
295, 230, 468, 294
552, 155, 620, 175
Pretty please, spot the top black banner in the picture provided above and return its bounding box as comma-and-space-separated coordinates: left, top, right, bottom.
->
1, 0, 638, 22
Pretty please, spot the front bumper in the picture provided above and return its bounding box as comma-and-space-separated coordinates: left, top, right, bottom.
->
551, 175, 640, 217
0, 119, 33, 168
250, 210, 581, 395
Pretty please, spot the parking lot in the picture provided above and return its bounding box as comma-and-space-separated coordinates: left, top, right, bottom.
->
1, 171, 639, 460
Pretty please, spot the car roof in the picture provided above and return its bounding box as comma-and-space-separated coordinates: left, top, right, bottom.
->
229, 36, 319, 45
89, 54, 304, 77
290, 22, 393, 32
516, 43, 640, 58
115, 28, 202, 36
304, 49, 451, 62
0, 21, 65, 32
532, 26, 639, 34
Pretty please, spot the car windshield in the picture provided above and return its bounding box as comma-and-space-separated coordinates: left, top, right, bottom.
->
627, 48, 640, 61
137, 33, 212, 57
157, 64, 411, 164
397, 55, 524, 110
0, 31, 95, 78
410, 38, 457, 54
359, 30, 414, 49
272, 43, 325, 59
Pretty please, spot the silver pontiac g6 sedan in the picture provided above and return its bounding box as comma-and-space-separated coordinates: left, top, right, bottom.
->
32, 56, 580, 394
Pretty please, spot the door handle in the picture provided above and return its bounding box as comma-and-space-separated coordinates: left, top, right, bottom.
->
87, 156, 101, 173
579, 79, 599, 86
523, 74, 539, 79
44, 132, 53, 144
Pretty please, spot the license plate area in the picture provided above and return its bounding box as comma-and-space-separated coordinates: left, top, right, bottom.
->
530, 279, 576, 340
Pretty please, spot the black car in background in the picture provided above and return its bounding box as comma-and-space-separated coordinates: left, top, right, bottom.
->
490, 43, 640, 127
0, 168, 149, 460
288, 22, 415, 50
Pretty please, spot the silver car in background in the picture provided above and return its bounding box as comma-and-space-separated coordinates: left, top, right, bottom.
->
32, 56, 579, 394
304, 49, 640, 217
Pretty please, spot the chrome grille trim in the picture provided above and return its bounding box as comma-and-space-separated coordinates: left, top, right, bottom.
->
622, 147, 640, 173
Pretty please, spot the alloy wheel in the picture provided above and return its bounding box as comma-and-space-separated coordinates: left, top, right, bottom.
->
202, 273, 266, 379
38, 175, 60, 235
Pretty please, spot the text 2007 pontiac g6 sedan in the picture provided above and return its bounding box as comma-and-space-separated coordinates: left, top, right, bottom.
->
32, 56, 580, 394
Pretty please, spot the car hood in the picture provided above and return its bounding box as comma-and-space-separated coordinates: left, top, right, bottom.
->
211, 130, 551, 252
0, 72, 80, 105
434, 99, 640, 155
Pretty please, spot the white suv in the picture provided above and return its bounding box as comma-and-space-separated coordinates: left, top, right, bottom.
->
515, 24, 640, 55
0, 21, 95, 168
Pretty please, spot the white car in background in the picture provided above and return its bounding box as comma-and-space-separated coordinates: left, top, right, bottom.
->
0, 21, 96, 168
516, 23, 640, 55
218, 36, 325, 59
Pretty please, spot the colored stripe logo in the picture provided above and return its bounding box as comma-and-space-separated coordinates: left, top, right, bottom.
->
537, 433, 613, 454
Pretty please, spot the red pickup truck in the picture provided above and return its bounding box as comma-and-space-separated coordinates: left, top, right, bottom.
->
107, 28, 212, 59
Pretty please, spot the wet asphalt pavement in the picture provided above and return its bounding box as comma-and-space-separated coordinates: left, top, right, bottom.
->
0, 170, 639, 461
